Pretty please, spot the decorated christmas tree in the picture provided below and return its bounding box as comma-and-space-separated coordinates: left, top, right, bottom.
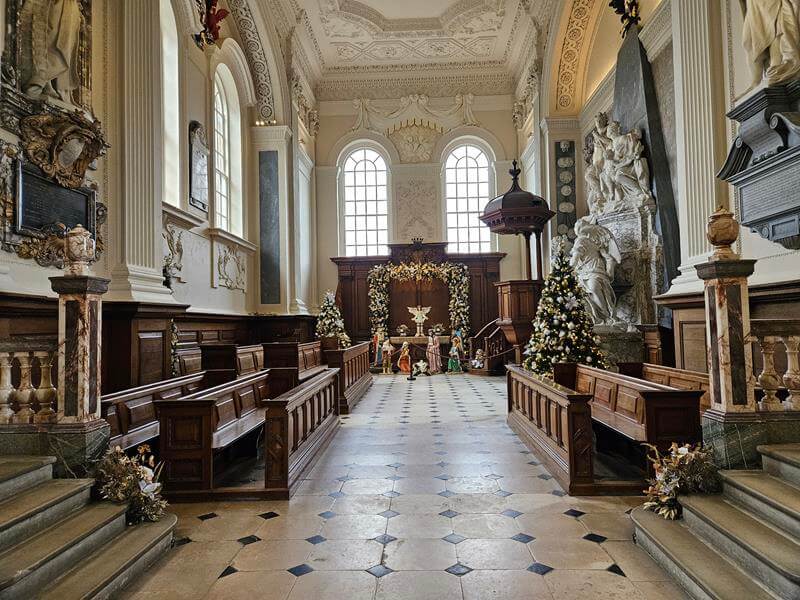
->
316, 291, 351, 348
523, 239, 607, 375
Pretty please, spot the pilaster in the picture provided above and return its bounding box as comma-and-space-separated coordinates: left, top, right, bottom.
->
666, 0, 729, 296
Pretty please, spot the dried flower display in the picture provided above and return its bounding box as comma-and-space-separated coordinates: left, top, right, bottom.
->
642, 442, 721, 520
96, 445, 168, 524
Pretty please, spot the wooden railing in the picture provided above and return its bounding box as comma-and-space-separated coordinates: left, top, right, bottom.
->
264, 368, 340, 499
0, 338, 58, 424
325, 342, 373, 414
751, 319, 800, 411
468, 319, 512, 375
506, 365, 595, 495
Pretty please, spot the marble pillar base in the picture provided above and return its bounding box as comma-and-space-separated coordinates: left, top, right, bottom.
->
702, 410, 800, 470
595, 329, 644, 366
0, 419, 110, 477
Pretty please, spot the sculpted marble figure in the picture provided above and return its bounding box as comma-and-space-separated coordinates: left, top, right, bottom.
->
23, 0, 83, 102
570, 217, 622, 326
740, 0, 800, 87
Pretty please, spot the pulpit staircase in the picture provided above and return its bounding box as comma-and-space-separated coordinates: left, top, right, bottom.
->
0, 455, 176, 599
632, 444, 800, 599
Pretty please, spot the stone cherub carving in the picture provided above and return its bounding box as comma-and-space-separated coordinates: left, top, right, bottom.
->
570, 216, 622, 326
21, 0, 83, 102
740, 0, 800, 88
584, 113, 653, 215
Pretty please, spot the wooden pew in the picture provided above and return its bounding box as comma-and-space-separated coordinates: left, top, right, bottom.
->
101, 371, 206, 451
156, 370, 274, 499
200, 343, 264, 383
175, 344, 203, 376
324, 342, 373, 414
506, 365, 595, 495
262, 341, 326, 383
264, 368, 340, 499
552, 363, 703, 449
617, 362, 711, 413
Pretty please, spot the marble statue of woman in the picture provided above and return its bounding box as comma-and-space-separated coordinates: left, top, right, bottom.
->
570, 217, 622, 325
23, 0, 83, 102
607, 121, 653, 209
740, 0, 800, 87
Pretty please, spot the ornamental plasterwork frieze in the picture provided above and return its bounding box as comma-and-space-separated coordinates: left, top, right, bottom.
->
350, 94, 478, 138
226, 0, 276, 121
389, 124, 441, 163
395, 178, 438, 241
217, 243, 246, 292
555, 0, 596, 111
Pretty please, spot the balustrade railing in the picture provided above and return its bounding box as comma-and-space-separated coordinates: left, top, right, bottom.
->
0, 339, 58, 424
751, 319, 800, 411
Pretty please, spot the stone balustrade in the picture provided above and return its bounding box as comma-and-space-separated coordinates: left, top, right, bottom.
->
751, 319, 800, 412
0, 340, 58, 424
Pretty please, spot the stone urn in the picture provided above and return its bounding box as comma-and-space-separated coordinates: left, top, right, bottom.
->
706, 206, 739, 261
64, 224, 95, 275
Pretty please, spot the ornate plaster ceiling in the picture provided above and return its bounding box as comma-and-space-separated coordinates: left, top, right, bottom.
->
278, 0, 556, 100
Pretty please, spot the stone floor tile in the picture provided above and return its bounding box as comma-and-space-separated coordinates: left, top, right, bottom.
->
461, 569, 554, 600
256, 515, 325, 540
389, 493, 451, 514
516, 512, 589, 539
307, 539, 383, 570
544, 570, 643, 600
529, 537, 614, 570
294, 479, 344, 496
332, 494, 391, 515
456, 538, 534, 570
375, 571, 462, 600
452, 513, 521, 539
321, 514, 388, 539
341, 478, 396, 495
579, 513, 635, 541
386, 514, 455, 538
233, 539, 313, 571
204, 569, 296, 599
287, 571, 376, 600
383, 538, 458, 571
393, 477, 447, 494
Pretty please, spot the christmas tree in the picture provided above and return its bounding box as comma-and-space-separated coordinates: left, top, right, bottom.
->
523, 239, 607, 375
316, 291, 351, 348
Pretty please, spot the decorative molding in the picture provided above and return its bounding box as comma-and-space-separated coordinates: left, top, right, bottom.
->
162, 202, 204, 230
640, 0, 672, 59
216, 243, 247, 291
389, 124, 441, 163
350, 93, 478, 135
555, 0, 597, 111
251, 124, 293, 144
211, 38, 257, 107
539, 116, 580, 133
227, 0, 276, 121
207, 226, 257, 254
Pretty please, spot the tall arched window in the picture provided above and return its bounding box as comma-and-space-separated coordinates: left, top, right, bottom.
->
444, 143, 491, 253
341, 147, 389, 256
212, 65, 243, 236
160, 0, 180, 206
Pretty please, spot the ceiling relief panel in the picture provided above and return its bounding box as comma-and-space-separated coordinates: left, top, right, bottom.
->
554, 0, 597, 112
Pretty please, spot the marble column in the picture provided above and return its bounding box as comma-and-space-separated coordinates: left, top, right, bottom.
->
666, 0, 730, 295
696, 208, 762, 468
108, 0, 175, 302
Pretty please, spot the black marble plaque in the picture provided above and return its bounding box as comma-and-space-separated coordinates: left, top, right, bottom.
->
259, 150, 280, 305
16, 164, 96, 236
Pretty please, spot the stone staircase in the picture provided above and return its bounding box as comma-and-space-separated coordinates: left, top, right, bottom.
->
0, 455, 177, 599
632, 443, 800, 600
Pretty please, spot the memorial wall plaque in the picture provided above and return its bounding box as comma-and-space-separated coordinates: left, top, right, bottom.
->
15, 163, 96, 237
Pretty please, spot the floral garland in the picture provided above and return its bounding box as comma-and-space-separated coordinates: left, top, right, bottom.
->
367, 262, 470, 337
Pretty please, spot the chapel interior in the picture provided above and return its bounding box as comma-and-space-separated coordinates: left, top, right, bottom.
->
0, 0, 799, 599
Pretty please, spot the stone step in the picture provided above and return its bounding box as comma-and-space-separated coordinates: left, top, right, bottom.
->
0, 478, 94, 552
681, 495, 800, 599
0, 502, 127, 600
0, 456, 56, 502
721, 470, 800, 539
759, 444, 800, 487
631, 507, 778, 600
38, 513, 177, 600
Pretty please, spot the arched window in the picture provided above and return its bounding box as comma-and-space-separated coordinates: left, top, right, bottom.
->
444, 143, 491, 253
160, 0, 180, 206
212, 65, 243, 236
341, 147, 389, 256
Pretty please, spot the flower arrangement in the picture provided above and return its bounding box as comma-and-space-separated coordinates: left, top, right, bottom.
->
316, 290, 351, 348
96, 445, 168, 524
642, 442, 721, 520
367, 262, 470, 337
523, 240, 607, 375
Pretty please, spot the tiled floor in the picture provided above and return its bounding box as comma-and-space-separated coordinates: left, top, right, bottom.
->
122, 375, 687, 600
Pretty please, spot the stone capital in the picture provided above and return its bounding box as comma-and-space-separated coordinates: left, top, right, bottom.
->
49, 276, 111, 296
695, 259, 756, 282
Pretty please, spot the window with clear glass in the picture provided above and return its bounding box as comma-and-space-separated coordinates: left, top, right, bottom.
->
213, 74, 230, 232
444, 144, 491, 253
342, 147, 389, 257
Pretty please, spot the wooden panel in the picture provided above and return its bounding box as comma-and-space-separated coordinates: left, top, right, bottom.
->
137, 331, 165, 385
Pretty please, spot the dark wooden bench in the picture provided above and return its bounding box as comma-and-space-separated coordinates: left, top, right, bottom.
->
200, 343, 265, 383
617, 362, 711, 413
552, 363, 703, 448
264, 368, 340, 499
175, 344, 203, 376
506, 365, 595, 495
101, 371, 207, 451
324, 342, 373, 414
262, 341, 326, 384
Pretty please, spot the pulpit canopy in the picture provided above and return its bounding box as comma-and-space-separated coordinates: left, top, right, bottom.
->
480, 160, 554, 235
